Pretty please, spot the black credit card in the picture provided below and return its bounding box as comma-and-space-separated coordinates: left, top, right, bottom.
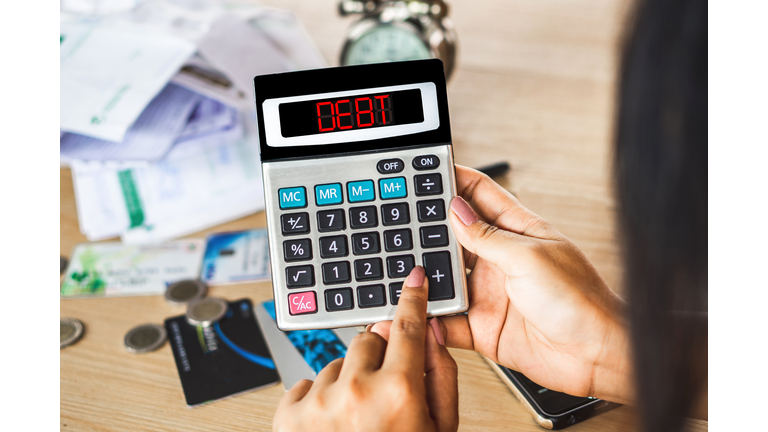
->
165, 298, 280, 407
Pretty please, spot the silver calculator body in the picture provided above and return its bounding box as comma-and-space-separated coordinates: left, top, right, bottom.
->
254, 59, 468, 330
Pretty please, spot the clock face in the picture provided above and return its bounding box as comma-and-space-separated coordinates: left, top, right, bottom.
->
344, 25, 432, 65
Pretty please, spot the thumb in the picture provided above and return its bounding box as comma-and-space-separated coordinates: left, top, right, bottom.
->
448, 196, 529, 274
424, 318, 459, 432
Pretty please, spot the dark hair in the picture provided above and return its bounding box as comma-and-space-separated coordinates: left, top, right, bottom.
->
615, 0, 707, 431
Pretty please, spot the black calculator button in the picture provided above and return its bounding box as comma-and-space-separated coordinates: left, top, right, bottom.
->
381, 202, 410, 226
414, 173, 443, 196
423, 252, 455, 301
317, 209, 345, 232
387, 254, 415, 279
357, 284, 386, 308
389, 282, 403, 305
354, 258, 383, 281
383, 229, 413, 252
281, 212, 310, 235
319, 235, 348, 258
322, 261, 351, 285
349, 206, 378, 229
325, 288, 354, 312
417, 199, 446, 222
377, 158, 405, 174
412, 154, 440, 170
351, 232, 380, 255
286, 265, 314, 288
283, 239, 312, 262
420, 225, 449, 248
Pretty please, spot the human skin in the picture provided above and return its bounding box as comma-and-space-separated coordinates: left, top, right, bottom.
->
274, 164, 635, 432
273, 266, 460, 432
372, 165, 634, 405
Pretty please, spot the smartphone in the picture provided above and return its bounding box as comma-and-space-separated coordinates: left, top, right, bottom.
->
485, 358, 619, 429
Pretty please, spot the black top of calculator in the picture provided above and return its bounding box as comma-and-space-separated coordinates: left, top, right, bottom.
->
254, 59, 451, 162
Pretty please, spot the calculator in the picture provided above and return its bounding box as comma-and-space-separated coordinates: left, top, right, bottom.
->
254, 59, 468, 331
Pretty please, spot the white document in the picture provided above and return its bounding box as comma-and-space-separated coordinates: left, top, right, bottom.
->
196, 13, 294, 100
71, 111, 265, 243
60, 83, 203, 162
248, 9, 327, 71
60, 20, 195, 142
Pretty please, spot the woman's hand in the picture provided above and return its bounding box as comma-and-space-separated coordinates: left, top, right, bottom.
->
273, 267, 459, 432
373, 165, 633, 404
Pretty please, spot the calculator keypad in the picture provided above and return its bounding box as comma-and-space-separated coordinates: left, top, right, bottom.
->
265, 145, 467, 329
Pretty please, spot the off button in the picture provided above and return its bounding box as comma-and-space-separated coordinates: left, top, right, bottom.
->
377, 158, 404, 174
413, 155, 440, 170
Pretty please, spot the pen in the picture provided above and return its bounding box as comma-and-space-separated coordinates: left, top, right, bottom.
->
476, 161, 511, 178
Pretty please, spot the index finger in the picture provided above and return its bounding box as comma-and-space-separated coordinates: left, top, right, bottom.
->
382, 266, 429, 378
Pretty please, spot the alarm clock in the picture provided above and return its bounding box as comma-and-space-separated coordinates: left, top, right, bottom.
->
338, 0, 457, 80
253, 59, 468, 330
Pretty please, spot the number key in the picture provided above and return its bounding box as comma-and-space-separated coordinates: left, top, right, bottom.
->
319, 235, 348, 258
386, 254, 415, 279
322, 261, 351, 285
383, 228, 412, 252
381, 202, 410, 226
354, 258, 383, 281
325, 288, 354, 312
317, 209, 345, 232
351, 232, 380, 255
349, 206, 378, 229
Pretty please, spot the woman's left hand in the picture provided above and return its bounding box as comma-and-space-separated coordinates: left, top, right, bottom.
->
272, 266, 459, 432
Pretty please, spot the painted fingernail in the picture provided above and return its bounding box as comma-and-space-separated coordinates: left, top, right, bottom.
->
365, 324, 373, 332
406, 266, 426, 288
430, 318, 445, 346
451, 196, 479, 226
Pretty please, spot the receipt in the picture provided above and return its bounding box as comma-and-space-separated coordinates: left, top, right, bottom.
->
60, 20, 195, 142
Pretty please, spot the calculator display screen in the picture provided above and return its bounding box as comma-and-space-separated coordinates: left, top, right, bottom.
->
278, 89, 425, 138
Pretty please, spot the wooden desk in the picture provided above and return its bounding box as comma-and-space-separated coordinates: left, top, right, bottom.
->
60, 1, 707, 430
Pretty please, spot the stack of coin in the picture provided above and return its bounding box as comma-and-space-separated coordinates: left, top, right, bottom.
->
186, 297, 229, 327
124, 324, 167, 354
60, 318, 84, 349
165, 279, 207, 306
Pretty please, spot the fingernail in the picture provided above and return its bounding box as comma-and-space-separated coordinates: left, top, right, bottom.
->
430, 318, 445, 346
365, 324, 373, 332
451, 196, 479, 226
406, 266, 426, 288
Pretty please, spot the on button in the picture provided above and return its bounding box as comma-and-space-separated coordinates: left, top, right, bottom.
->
413, 155, 440, 170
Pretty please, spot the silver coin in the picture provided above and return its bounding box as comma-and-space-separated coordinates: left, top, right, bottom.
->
186, 297, 228, 327
60, 318, 84, 349
165, 279, 207, 306
124, 323, 167, 354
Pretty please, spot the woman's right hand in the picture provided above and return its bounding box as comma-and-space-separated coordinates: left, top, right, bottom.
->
374, 165, 634, 404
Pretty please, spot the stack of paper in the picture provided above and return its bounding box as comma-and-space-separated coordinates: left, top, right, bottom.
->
60, 1, 326, 244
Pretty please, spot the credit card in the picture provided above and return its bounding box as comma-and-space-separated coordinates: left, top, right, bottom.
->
60, 240, 204, 297
253, 300, 361, 390
165, 298, 280, 407
200, 229, 270, 285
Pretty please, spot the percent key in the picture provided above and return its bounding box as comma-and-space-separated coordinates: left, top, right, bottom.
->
283, 239, 312, 262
